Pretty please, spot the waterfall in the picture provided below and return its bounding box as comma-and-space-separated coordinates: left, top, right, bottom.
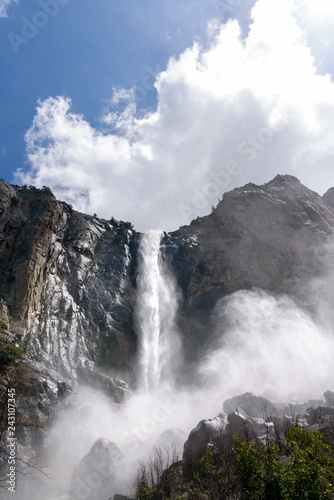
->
136, 230, 182, 392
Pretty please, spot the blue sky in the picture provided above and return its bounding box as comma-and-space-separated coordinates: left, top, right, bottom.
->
1, 0, 334, 230
0, 0, 238, 182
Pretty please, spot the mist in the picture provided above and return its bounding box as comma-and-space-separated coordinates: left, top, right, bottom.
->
11, 237, 334, 500
200, 289, 334, 400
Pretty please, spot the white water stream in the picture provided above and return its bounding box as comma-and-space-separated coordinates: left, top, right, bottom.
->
136, 230, 182, 392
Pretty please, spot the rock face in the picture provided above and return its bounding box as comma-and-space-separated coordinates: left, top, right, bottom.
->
0, 181, 137, 385
163, 175, 334, 358
1, 175, 334, 374
0, 181, 134, 464
1, 175, 334, 459
168, 175, 334, 301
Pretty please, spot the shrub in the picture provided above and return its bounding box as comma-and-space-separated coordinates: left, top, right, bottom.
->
0, 320, 8, 334
0, 339, 24, 370
234, 424, 334, 500
280, 426, 334, 499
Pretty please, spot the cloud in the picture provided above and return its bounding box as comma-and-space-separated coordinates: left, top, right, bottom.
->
298, 0, 334, 18
0, 0, 18, 18
16, 0, 334, 231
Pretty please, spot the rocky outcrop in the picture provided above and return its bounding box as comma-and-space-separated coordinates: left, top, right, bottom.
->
162, 175, 334, 358
0, 181, 137, 379
0, 180, 134, 466
223, 392, 278, 419
168, 175, 334, 302
182, 388, 334, 473
183, 414, 227, 465
71, 438, 123, 500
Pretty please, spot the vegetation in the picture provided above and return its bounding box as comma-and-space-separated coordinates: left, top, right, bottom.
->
0, 339, 25, 370
0, 320, 8, 334
136, 446, 180, 500
234, 425, 334, 499
134, 422, 334, 499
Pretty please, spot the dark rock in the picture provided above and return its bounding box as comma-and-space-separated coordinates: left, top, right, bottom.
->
165, 174, 334, 361
265, 416, 289, 445
226, 410, 258, 441
223, 392, 278, 419
307, 407, 334, 425
0, 180, 137, 378
183, 414, 227, 464
71, 438, 123, 500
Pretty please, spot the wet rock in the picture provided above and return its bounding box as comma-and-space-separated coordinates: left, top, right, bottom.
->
0, 180, 137, 378
225, 409, 259, 441
77, 367, 130, 404
183, 414, 227, 464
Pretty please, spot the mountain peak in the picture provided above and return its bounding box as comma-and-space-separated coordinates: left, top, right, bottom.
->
323, 187, 334, 210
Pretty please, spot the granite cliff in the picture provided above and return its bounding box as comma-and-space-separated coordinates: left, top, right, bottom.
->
0, 174, 334, 461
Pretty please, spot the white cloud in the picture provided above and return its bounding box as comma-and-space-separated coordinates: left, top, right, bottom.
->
16, 0, 334, 231
299, 0, 334, 18
0, 0, 18, 18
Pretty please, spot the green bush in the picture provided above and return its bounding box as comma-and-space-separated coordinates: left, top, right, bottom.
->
234, 424, 334, 500
234, 438, 283, 499
193, 445, 217, 483
137, 481, 153, 500
280, 426, 334, 499
0, 320, 8, 334
0, 339, 24, 370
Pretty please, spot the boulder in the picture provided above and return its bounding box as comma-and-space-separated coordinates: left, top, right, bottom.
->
223, 392, 278, 419
71, 438, 123, 500
225, 409, 259, 441
183, 414, 227, 465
